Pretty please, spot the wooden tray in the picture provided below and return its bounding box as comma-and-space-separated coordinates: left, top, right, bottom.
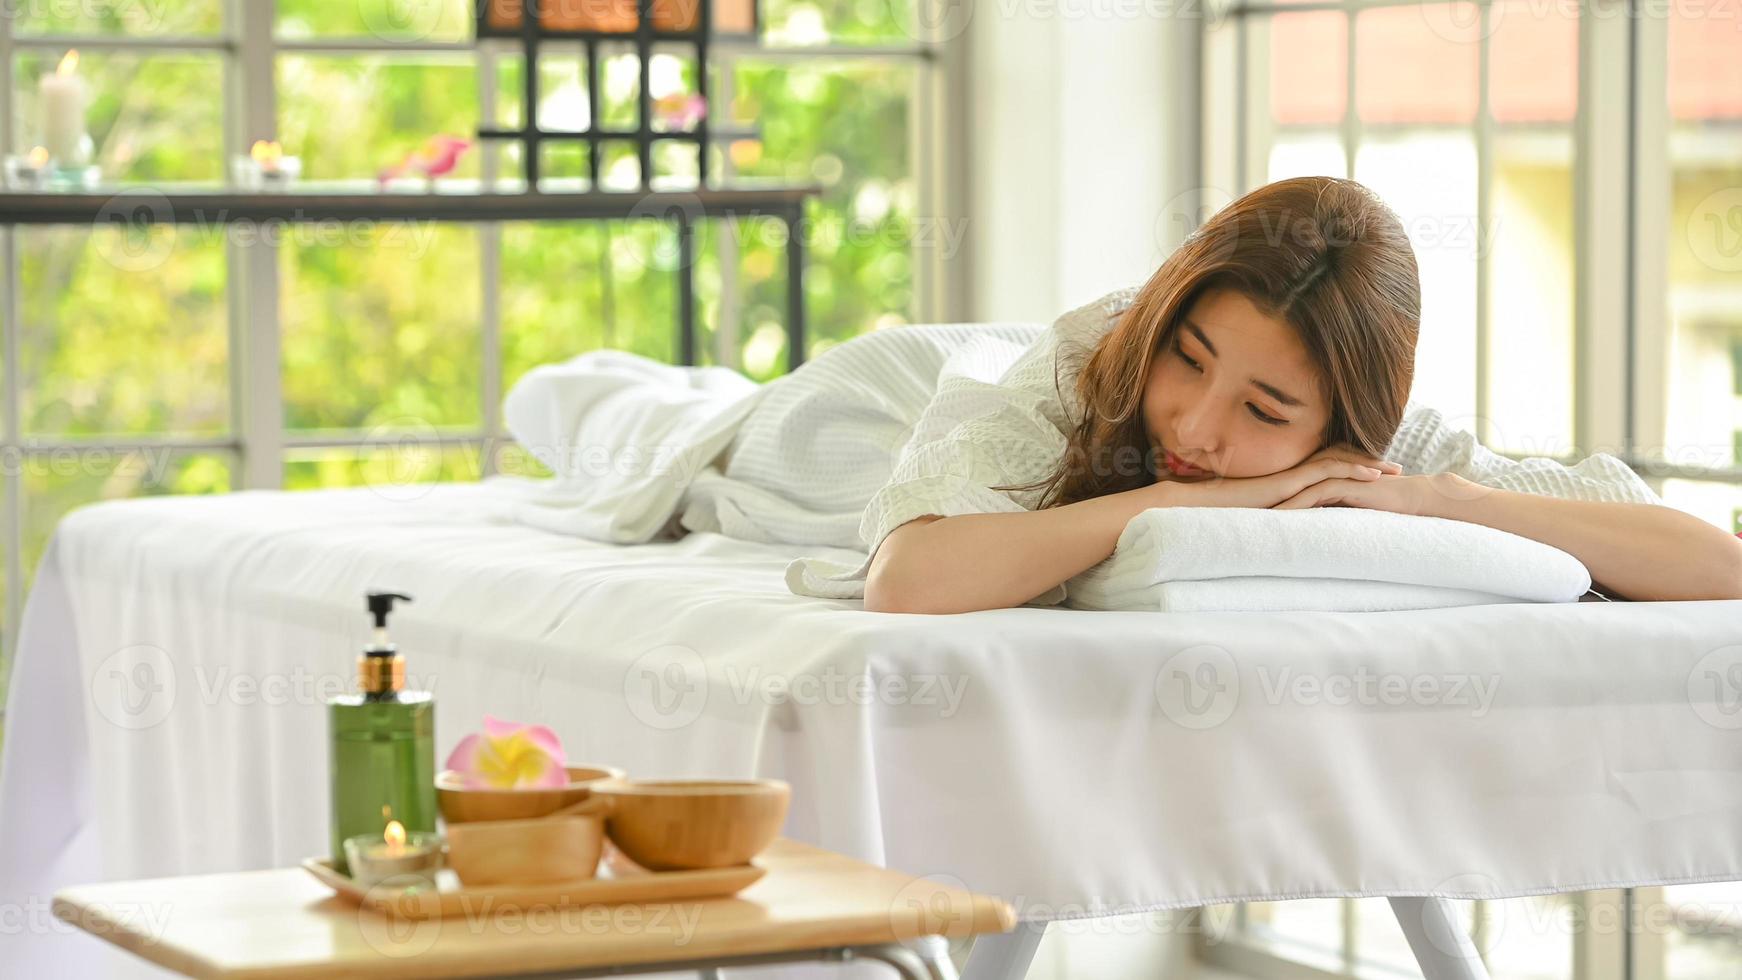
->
302, 850, 765, 920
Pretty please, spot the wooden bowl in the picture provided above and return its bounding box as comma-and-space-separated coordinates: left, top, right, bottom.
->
444, 809, 605, 886
436, 765, 625, 825
591, 778, 790, 871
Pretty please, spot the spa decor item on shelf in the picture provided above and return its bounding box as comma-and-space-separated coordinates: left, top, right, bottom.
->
473, 0, 760, 189
39, 50, 91, 170
376, 134, 472, 190
327, 591, 436, 876
231, 140, 302, 191
4, 147, 50, 190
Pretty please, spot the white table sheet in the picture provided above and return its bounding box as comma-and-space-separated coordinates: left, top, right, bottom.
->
3, 482, 1741, 976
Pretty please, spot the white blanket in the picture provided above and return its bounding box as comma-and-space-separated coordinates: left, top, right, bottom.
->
1067, 507, 1593, 613
496, 323, 1051, 549
501, 349, 766, 542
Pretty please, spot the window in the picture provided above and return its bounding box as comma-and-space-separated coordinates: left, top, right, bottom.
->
1202, 0, 1742, 976
0, 2, 948, 719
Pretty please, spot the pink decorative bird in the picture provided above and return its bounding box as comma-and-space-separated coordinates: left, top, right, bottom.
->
377, 135, 472, 189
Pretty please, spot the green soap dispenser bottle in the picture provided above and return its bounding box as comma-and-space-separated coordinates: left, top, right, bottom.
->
328, 591, 436, 875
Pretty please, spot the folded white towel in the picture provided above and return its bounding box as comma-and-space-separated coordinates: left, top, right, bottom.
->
1066, 506, 1592, 612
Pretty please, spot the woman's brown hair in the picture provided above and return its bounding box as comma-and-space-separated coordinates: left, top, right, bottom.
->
1005, 175, 1421, 510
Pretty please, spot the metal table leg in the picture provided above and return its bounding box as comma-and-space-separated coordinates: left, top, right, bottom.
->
854, 939, 960, 980
959, 926, 1043, 980
484, 937, 969, 980
1390, 896, 1493, 980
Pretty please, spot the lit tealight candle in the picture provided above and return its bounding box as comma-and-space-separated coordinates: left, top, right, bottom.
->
343, 819, 443, 890
244, 139, 301, 190
39, 50, 89, 168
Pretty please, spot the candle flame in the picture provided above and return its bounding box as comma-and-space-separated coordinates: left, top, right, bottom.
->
383, 820, 406, 856
56, 50, 79, 76
27, 147, 48, 168
250, 140, 283, 167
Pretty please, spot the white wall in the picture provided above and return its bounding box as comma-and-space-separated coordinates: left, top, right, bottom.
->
960, 0, 1204, 324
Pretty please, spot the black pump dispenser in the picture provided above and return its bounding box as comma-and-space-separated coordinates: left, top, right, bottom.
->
364, 591, 411, 656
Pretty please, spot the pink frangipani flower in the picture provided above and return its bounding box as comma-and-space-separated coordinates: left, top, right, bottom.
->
444, 715, 568, 789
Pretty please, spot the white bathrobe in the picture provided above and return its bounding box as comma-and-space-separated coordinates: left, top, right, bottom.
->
784, 286, 1662, 605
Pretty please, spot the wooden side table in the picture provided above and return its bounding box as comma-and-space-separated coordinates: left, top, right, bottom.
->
52, 838, 1015, 979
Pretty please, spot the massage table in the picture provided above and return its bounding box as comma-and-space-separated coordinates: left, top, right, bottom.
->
2, 481, 1739, 978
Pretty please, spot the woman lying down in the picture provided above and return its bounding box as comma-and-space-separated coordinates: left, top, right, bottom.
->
837, 176, 1742, 613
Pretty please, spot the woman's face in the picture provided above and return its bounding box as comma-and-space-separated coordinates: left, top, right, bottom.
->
1141, 288, 1330, 481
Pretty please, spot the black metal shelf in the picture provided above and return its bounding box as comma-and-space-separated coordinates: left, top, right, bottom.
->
485, 0, 755, 190
0, 185, 818, 372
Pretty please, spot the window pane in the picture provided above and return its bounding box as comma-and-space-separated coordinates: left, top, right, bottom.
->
1240, 899, 1344, 972
1483, 896, 1575, 980
1661, 480, 1742, 535
491, 441, 553, 479
1485, 0, 1577, 455
1, 476, 10, 723
1269, 131, 1345, 184
1356, 4, 1480, 127
499, 221, 676, 393
1663, 9, 1742, 492
280, 225, 482, 431
278, 55, 480, 185
283, 446, 483, 494
19, 226, 229, 437
276, 0, 474, 42
15, 0, 220, 35
1659, 882, 1742, 978
1356, 133, 1480, 421
13, 51, 224, 182
536, 47, 592, 133
1241, 13, 1349, 186
1268, 11, 1345, 127
1353, 897, 1419, 974
722, 59, 916, 359
21, 452, 234, 593
1489, 0, 1576, 124
761, 0, 917, 46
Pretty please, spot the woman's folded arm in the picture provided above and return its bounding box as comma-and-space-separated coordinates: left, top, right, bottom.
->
864, 482, 1176, 614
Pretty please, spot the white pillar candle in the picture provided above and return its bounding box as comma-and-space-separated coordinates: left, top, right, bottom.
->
39, 50, 89, 166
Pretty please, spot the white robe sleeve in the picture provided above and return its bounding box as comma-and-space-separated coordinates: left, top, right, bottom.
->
1382, 404, 1662, 505
785, 288, 1138, 604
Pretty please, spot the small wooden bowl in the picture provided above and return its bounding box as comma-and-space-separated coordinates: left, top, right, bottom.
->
444, 808, 605, 887
592, 778, 790, 871
437, 765, 625, 825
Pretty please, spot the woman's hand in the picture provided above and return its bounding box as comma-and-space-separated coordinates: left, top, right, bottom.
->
1271, 470, 1482, 516
1165, 445, 1403, 510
